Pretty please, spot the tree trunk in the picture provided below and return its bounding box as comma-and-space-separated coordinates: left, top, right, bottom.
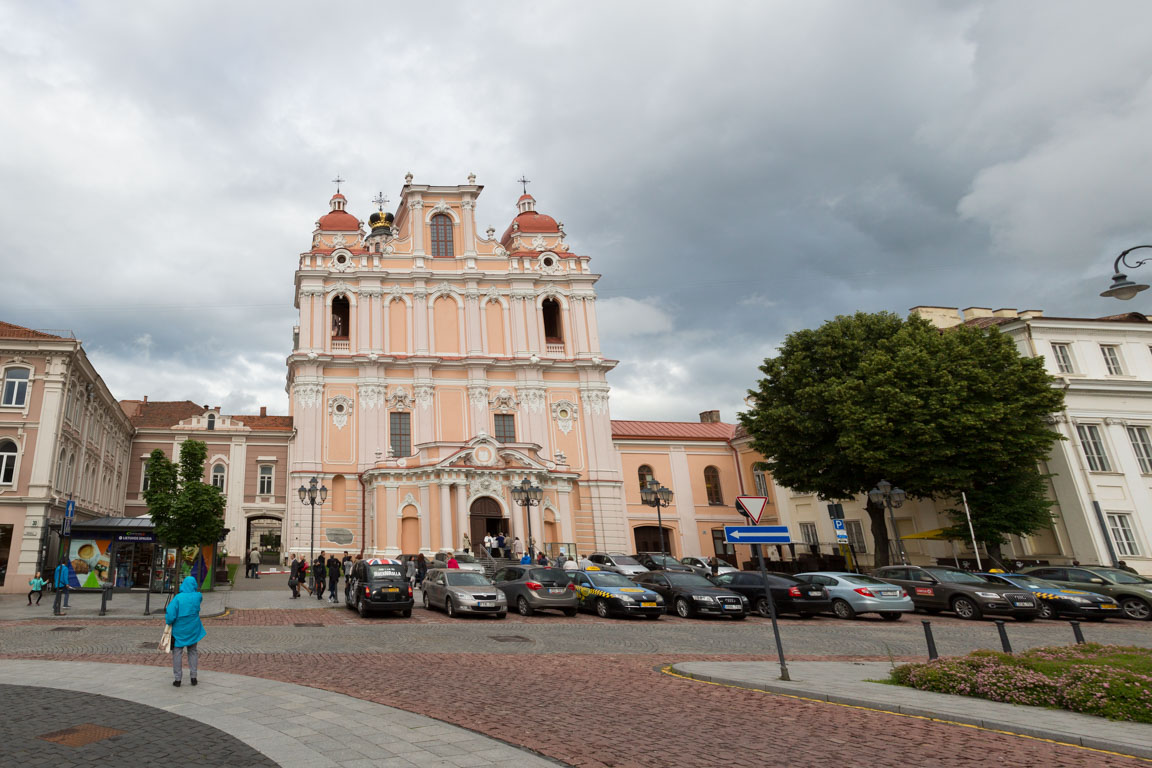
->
983, 540, 1005, 570
867, 500, 890, 568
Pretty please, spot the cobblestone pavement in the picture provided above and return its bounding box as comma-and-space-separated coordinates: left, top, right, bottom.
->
0, 682, 278, 767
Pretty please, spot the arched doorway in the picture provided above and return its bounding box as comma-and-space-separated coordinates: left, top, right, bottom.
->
633, 525, 674, 556
246, 515, 283, 565
400, 507, 420, 555
469, 496, 504, 550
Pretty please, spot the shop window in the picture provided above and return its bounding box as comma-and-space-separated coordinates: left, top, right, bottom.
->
390, 411, 412, 457
494, 414, 516, 443
0, 439, 17, 485
542, 298, 563, 342
637, 464, 655, 494
430, 213, 454, 257
211, 463, 226, 490
1, 367, 30, 407
0, 524, 11, 585
258, 464, 274, 495
704, 465, 723, 505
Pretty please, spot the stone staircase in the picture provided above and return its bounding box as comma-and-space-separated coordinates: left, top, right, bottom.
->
476, 550, 520, 577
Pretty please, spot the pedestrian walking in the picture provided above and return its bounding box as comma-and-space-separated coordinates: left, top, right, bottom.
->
446, 555, 460, 569
165, 576, 206, 687
287, 554, 301, 598
484, 534, 494, 556
27, 572, 47, 605
326, 554, 341, 603
578, 554, 594, 569
512, 537, 525, 560
562, 555, 578, 571
249, 547, 261, 579
462, 533, 471, 553
415, 553, 427, 588
53, 560, 70, 608
342, 551, 353, 577
406, 557, 416, 588
496, 532, 507, 559
300, 558, 312, 595
536, 551, 548, 566
313, 554, 327, 601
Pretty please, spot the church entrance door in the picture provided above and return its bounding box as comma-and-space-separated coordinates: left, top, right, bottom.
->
469, 497, 504, 552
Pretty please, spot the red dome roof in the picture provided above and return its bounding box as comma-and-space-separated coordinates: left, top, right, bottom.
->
317, 210, 361, 231
500, 211, 559, 246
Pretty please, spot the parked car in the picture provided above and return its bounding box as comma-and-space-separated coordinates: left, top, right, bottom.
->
795, 572, 913, 620
345, 558, 414, 617
977, 571, 1120, 621
632, 571, 748, 619
570, 569, 664, 619
680, 556, 738, 577
431, 551, 485, 573
1017, 565, 1152, 621
632, 553, 694, 573
491, 565, 579, 616
872, 565, 1039, 621
421, 568, 507, 618
587, 552, 650, 576
709, 571, 831, 618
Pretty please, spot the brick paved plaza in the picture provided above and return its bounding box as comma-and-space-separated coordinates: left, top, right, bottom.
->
1, 579, 1149, 767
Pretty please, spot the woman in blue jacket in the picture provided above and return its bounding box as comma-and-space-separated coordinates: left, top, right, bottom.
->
165, 576, 206, 687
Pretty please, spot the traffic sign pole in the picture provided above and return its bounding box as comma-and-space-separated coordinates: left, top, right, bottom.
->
753, 542, 790, 682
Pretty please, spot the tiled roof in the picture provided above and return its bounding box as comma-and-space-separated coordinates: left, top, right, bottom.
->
233, 414, 293, 431
611, 420, 736, 441
121, 400, 204, 427
317, 210, 361, 231
0, 321, 66, 340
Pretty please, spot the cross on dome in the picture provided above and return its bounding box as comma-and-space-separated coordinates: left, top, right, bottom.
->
517, 175, 531, 194
332, 174, 346, 193
372, 191, 389, 211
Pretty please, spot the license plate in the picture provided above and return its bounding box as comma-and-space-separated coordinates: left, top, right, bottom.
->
723, 604, 741, 610
880, 591, 898, 597
478, 601, 495, 608
1012, 601, 1032, 607
641, 602, 657, 608
1103, 604, 1119, 609
385, 587, 399, 592
548, 588, 565, 594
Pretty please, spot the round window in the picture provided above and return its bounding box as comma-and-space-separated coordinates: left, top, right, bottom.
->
335, 253, 348, 265
542, 257, 554, 267
335, 404, 345, 413
558, 408, 569, 419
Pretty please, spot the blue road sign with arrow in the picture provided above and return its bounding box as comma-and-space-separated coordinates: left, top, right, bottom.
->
62, 499, 76, 536
723, 525, 791, 544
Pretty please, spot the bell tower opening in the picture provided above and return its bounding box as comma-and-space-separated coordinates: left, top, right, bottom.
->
542, 298, 563, 343
332, 295, 350, 340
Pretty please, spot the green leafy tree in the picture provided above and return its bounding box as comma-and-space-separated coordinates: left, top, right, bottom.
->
143, 440, 226, 566
739, 311, 1064, 566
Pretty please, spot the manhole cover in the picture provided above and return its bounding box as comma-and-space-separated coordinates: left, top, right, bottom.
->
294, 623, 323, 628
39, 723, 125, 746
489, 635, 531, 643
51, 626, 84, 632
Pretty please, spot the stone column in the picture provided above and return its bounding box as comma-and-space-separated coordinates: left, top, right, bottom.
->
419, 484, 432, 554
439, 481, 453, 552
455, 482, 469, 550
384, 483, 400, 557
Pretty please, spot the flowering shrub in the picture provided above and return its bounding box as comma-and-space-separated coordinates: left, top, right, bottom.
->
890, 644, 1152, 723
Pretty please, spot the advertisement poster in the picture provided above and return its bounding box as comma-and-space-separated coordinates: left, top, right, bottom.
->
67, 537, 113, 588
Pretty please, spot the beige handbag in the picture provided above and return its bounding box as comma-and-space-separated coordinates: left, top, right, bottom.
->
159, 624, 172, 654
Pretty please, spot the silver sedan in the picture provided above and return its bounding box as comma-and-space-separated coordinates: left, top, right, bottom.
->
795, 571, 914, 620
421, 568, 507, 618
680, 556, 738, 577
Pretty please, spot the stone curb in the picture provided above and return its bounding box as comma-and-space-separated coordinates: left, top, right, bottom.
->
669, 663, 1152, 760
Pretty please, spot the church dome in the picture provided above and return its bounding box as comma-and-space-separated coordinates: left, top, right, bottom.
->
368, 209, 394, 232
500, 193, 559, 246
317, 193, 361, 232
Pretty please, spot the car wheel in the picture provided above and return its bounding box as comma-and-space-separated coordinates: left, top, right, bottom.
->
356, 596, 369, 618
400, 608, 412, 618
675, 597, 693, 618
951, 596, 982, 620
563, 607, 578, 617
595, 599, 610, 618
1120, 597, 1152, 621
754, 597, 772, 618
445, 597, 456, 618
832, 599, 857, 620
517, 596, 534, 616
1037, 601, 1055, 620
879, 612, 903, 622
422, 591, 430, 610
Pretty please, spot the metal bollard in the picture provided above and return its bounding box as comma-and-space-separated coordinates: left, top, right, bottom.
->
144, 587, 151, 616
1069, 620, 1085, 645
921, 620, 939, 660
99, 587, 109, 616
993, 619, 1012, 654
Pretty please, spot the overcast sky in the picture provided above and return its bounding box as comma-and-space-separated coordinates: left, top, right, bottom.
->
4, 1, 1152, 422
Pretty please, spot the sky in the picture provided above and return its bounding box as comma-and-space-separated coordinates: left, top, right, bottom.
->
3, 1, 1152, 422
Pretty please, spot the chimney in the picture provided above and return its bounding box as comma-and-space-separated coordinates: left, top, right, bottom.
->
260, 406, 267, 417
143, 395, 148, 403
699, 410, 720, 423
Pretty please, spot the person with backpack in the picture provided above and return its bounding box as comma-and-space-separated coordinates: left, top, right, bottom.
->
53, 561, 70, 608
165, 576, 206, 687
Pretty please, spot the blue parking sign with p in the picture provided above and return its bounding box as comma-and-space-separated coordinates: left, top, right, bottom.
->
833, 518, 848, 541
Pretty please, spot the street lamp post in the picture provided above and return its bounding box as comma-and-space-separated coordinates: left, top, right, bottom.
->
640, 480, 674, 555
510, 477, 543, 562
868, 479, 908, 565
1101, 245, 1152, 301
297, 477, 328, 567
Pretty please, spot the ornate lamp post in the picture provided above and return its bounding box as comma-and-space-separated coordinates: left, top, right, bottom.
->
297, 477, 328, 567
868, 479, 908, 565
640, 480, 674, 555
511, 477, 543, 561
1101, 245, 1152, 301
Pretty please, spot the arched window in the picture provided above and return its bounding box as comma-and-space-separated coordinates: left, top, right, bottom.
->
704, 465, 723, 505
211, 463, 226, 490
0, 439, 17, 485
65, 452, 75, 492
638, 464, 655, 494
332, 294, 350, 339
206, 413, 216, 431
2, 367, 30, 407
542, 298, 563, 343
430, 213, 454, 257
55, 447, 67, 489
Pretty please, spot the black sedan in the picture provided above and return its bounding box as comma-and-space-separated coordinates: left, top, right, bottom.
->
632, 553, 694, 573
632, 571, 748, 619
710, 571, 831, 618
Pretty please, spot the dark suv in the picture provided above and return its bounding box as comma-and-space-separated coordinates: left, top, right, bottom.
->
632, 553, 693, 573
345, 559, 414, 617
1018, 565, 1152, 621
872, 565, 1039, 621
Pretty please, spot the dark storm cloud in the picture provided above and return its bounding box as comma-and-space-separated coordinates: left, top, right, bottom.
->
2, 1, 1151, 420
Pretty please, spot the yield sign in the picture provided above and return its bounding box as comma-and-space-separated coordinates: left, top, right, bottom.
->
735, 496, 769, 525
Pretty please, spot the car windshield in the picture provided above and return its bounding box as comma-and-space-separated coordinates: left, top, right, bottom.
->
648, 555, 679, 566
995, 575, 1060, 591
666, 573, 716, 588
587, 572, 636, 588
528, 568, 570, 586
1092, 568, 1150, 584
924, 568, 990, 585
454, 554, 477, 563
447, 572, 491, 586
610, 555, 641, 566
367, 565, 404, 580
840, 575, 891, 586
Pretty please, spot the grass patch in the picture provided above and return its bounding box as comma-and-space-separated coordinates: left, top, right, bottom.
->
890, 643, 1152, 723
